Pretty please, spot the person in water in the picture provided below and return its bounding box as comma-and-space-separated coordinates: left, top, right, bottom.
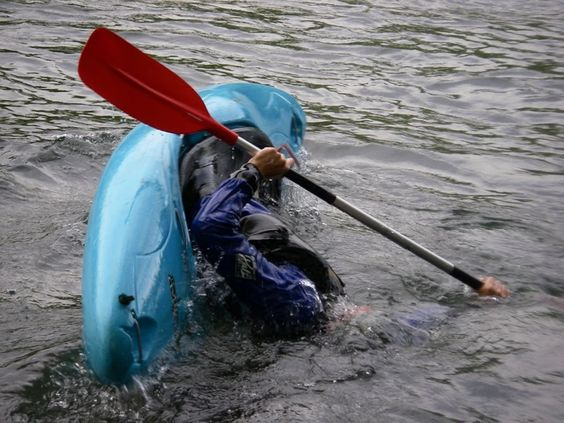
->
184, 138, 509, 334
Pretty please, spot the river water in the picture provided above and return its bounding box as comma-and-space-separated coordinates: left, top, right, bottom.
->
1, 1, 563, 422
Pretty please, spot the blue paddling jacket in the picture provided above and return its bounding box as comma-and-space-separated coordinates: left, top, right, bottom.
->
190, 163, 344, 334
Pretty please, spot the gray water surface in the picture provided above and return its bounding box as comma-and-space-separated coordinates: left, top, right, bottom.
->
1, 1, 563, 422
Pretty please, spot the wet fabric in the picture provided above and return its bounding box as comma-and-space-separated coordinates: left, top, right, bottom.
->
180, 128, 281, 223
190, 177, 324, 333
240, 212, 344, 296
183, 127, 345, 333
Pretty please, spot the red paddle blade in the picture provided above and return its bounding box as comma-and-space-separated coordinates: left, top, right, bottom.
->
78, 28, 238, 143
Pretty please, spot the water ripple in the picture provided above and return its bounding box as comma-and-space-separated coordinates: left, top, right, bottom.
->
1, 0, 563, 421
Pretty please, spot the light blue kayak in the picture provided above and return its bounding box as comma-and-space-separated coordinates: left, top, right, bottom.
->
82, 83, 306, 384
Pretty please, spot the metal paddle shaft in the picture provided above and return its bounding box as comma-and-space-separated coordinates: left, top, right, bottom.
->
78, 28, 484, 292
235, 137, 483, 290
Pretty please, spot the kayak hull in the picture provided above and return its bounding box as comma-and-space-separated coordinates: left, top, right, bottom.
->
82, 83, 306, 384
82, 126, 192, 384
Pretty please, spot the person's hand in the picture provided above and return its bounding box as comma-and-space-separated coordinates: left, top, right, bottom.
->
476, 276, 510, 298
248, 147, 294, 178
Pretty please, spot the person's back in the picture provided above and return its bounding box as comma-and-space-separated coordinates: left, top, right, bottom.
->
181, 131, 344, 334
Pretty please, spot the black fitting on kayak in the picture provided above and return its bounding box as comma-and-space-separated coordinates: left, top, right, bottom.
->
118, 293, 135, 305
168, 274, 179, 320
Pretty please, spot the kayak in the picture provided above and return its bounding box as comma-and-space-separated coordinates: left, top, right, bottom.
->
82, 82, 306, 385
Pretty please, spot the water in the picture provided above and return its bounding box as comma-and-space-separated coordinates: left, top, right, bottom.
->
1, 0, 563, 421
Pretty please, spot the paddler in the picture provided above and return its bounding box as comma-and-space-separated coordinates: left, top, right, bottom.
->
185, 144, 509, 335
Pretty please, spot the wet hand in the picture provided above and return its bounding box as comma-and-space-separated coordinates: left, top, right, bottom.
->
477, 276, 510, 298
248, 147, 294, 178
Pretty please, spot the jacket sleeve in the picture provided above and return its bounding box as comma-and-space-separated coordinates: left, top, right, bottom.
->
190, 169, 323, 332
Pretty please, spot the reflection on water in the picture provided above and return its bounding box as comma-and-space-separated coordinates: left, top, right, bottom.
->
1, 0, 563, 422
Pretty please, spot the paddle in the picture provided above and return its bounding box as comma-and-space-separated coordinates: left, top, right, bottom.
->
78, 27, 485, 292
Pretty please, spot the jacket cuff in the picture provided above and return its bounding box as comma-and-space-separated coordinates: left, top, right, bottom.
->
230, 163, 262, 192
